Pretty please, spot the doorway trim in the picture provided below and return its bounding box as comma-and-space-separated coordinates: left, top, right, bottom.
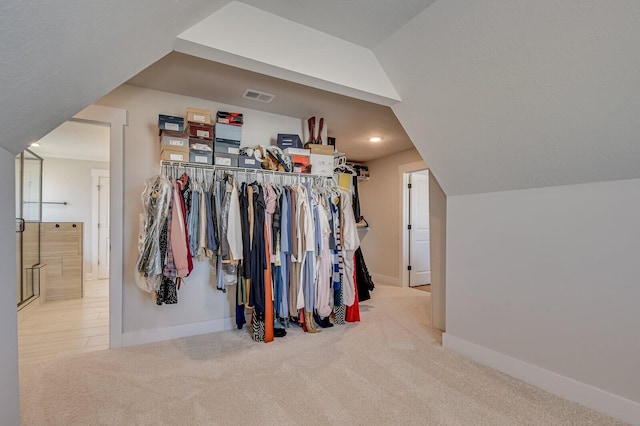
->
398, 160, 427, 288
73, 105, 126, 349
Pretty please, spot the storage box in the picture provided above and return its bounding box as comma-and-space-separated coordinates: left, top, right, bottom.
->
310, 154, 333, 176
214, 139, 240, 155
284, 147, 310, 156
158, 115, 185, 132
277, 134, 303, 150
214, 152, 239, 167
309, 144, 334, 155
161, 148, 188, 163
188, 123, 214, 140
160, 130, 189, 150
216, 111, 243, 126
291, 154, 311, 174
187, 107, 211, 124
215, 123, 242, 141
189, 138, 213, 152
189, 149, 213, 165
238, 155, 262, 169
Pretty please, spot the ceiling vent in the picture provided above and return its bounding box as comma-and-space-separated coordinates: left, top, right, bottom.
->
243, 89, 275, 103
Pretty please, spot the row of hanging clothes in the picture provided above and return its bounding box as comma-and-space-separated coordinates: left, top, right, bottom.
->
135, 163, 375, 342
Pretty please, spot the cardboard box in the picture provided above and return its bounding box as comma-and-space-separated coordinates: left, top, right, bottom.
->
189, 139, 213, 152
188, 123, 214, 140
189, 149, 213, 165
187, 107, 211, 124
238, 155, 262, 169
160, 130, 189, 150
309, 144, 334, 155
216, 111, 243, 126
158, 115, 185, 132
214, 152, 239, 167
161, 148, 188, 163
284, 148, 310, 156
214, 139, 241, 155
215, 123, 242, 141
277, 134, 302, 150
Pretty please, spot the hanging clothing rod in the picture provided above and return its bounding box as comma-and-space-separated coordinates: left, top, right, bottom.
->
24, 201, 68, 205
159, 161, 334, 188
160, 160, 329, 178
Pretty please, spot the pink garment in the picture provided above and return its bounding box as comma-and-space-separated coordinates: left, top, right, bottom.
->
264, 183, 277, 263
171, 181, 190, 277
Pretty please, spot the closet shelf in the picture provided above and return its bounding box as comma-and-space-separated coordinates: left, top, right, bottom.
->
160, 160, 332, 180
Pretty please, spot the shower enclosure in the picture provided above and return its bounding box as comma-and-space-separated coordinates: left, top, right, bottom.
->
16, 149, 43, 308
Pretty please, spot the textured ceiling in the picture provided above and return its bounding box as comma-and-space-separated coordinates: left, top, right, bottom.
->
3, 0, 639, 196
375, 0, 640, 195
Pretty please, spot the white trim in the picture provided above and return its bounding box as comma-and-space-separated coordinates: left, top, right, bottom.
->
73, 104, 126, 349
121, 317, 237, 347
442, 333, 640, 425
91, 169, 109, 283
370, 272, 401, 287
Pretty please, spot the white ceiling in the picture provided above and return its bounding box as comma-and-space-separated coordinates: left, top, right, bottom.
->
2, 0, 639, 196
239, 0, 436, 49
126, 52, 414, 162
30, 121, 110, 163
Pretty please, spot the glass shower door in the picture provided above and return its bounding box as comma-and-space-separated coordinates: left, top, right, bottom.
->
16, 150, 42, 308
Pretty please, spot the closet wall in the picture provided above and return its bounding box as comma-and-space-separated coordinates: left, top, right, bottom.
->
96, 84, 303, 338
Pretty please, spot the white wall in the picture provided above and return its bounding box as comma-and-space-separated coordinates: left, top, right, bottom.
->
429, 173, 446, 331
96, 84, 302, 337
359, 148, 425, 285
0, 147, 20, 425
446, 178, 640, 416
41, 158, 109, 276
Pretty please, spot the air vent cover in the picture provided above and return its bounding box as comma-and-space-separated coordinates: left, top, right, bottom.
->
243, 89, 275, 103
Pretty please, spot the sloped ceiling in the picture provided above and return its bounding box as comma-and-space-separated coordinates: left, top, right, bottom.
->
0, 0, 231, 154
3, 0, 639, 196
127, 52, 414, 162
375, 0, 640, 196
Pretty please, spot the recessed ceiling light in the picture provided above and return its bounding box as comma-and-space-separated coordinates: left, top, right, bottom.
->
30, 142, 39, 147
369, 137, 382, 143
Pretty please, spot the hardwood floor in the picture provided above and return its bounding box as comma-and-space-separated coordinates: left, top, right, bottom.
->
18, 278, 109, 364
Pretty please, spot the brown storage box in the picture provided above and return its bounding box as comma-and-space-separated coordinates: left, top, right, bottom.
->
187, 107, 212, 124
309, 144, 334, 155
161, 148, 188, 163
188, 123, 214, 140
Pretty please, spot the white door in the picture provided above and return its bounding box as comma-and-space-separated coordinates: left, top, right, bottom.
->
98, 175, 110, 279
409, 171, 431, 286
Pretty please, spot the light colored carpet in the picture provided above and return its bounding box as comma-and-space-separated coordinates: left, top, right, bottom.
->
19, 285, 624, 425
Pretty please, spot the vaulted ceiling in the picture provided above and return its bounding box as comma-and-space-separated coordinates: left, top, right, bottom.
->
2, 0, 639, 196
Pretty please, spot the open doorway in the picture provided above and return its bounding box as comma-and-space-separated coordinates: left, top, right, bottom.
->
399, 164, 446, 332
17, 120, 111, 362
406, 170, 431, 289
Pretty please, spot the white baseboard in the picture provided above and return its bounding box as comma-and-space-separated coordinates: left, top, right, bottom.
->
120, 316, 237, 347
370, 272, 401, 287
442, 333, 640, 425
